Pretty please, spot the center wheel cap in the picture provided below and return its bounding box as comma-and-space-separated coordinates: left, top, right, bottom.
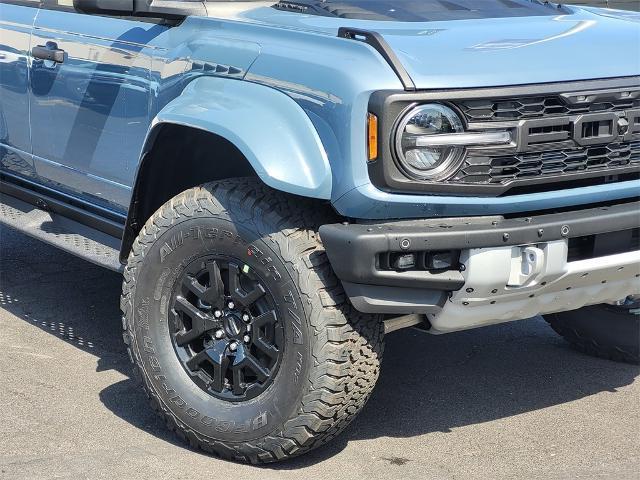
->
225, 314, 243, 337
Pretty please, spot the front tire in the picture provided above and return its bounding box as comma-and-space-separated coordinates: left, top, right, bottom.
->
546, 303, 639, 364
120, 179, 383, 463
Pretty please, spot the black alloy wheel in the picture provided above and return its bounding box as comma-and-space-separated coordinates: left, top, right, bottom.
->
170, 257, 284, 401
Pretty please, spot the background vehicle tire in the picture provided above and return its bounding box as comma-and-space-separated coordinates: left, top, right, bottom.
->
120, 178, 384, 463
545, 303, 639, 364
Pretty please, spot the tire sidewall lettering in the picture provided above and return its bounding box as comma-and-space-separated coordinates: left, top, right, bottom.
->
132, 215, 310, 443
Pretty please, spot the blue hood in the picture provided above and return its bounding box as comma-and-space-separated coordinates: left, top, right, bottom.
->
224, 4, 640, 89
377, 10, 640, 89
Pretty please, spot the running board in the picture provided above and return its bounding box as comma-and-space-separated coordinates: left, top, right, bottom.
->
0, 191, 123, 272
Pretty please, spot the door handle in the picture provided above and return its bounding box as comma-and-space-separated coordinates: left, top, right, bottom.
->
32, 45, 65, 63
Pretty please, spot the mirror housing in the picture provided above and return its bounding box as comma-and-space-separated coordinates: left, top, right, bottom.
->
73, 0, 207, 20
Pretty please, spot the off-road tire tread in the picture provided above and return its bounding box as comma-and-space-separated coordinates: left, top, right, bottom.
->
120, 178, 384, 463
546, 310, 639, 364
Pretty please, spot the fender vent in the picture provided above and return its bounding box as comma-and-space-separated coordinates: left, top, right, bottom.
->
274, 1, 310, 13
273, 1, 334, 16
189, 61, 243, 77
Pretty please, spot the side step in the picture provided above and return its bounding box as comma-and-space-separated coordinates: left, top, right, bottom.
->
0, 192, 123, 272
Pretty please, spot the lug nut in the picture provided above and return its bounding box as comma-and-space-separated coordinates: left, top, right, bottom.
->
243, 334, 251, 343
242, 313, 250, 323
214, 329, 224, 340
213, 309, 223, 318
227, 301, 235, 310
229, 342, 238, 352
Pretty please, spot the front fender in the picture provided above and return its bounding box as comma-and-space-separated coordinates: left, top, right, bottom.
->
148, 76, 332, 199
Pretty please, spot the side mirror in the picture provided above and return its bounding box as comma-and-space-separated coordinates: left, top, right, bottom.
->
73, 0, 207, 20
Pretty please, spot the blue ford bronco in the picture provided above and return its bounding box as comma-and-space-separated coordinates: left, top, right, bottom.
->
1, 0, 639, 463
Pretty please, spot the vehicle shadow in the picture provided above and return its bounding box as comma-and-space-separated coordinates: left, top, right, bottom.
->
1, 226, 638, 468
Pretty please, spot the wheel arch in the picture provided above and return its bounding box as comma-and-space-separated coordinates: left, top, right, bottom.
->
120, 77, 333, 262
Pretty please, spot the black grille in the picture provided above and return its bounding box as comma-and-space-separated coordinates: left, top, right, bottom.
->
453, 141, 640, 184
458, 95, 639, 122
367, 78, 640, 197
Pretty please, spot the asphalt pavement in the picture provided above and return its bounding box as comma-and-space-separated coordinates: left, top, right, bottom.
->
0, 225, 638, 480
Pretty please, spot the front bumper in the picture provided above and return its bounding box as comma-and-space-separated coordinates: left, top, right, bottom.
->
319, 200, 640, 332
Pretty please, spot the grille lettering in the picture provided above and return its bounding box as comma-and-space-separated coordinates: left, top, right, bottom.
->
517, 110, 636, 152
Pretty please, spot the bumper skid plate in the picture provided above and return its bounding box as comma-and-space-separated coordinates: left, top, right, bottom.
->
429, 242, 640, 333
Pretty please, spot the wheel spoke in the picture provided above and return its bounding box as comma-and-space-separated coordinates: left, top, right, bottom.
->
244, 354, 269, 382
230, 349, 246, 396
183, 262, 225, 309
252, 310, 277, 330
183, 275, 207, 301
206, 261, 225, 306
228, 263, 266, 307
174, 295, 208, 322
241, 284, 267, 306
174, 296, 212, 347
175, 325, 204, 347
233, 345, 269, 382
186, 342, 230, 392
253, 337, 280, 360
227, 263, 241, 295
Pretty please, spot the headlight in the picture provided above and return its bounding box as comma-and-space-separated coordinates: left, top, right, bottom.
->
394, 104, 465, 180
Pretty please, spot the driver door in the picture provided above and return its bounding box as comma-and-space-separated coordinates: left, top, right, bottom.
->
0, 0, 39, 180
29, 0, 168, 211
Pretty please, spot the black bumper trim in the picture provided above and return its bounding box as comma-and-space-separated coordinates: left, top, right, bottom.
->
319, 200, 640, 290
342, 282, 446, 315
